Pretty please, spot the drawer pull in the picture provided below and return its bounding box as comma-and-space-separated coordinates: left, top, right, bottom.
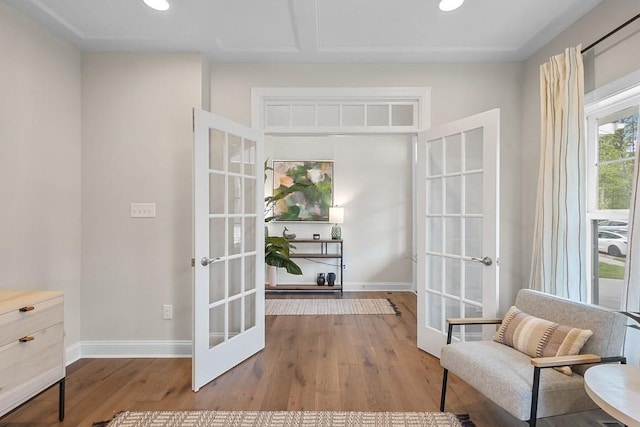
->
19, 336, 35, 343
19, 306, 35, 312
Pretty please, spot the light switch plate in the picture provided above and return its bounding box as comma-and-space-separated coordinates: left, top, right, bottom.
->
162, 304, 173, 320
131, 203, 156, 218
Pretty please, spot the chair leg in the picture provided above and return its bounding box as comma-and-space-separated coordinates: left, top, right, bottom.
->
528, 367, 541, 427
58, 378, 65, 421
440, 368, 449, 412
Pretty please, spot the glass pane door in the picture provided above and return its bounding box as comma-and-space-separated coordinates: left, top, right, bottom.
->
417, 109, 499, 358
426, 127, 484, 341
193, 109, 264, 391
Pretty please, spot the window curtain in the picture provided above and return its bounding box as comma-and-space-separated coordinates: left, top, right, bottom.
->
622, 141, 640, 365
530, 46, 587, 300
623, 147, 640, 313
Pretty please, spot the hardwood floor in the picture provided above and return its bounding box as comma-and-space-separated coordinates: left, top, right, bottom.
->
0, 292, 620, 427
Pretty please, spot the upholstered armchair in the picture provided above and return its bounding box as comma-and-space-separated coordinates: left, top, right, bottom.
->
439, 289, 627, 427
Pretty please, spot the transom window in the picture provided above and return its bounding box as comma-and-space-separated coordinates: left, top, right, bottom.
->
251, 87, 430, 134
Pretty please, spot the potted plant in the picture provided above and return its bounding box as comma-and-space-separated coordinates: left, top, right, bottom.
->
264, 161, 308, 285
622, 311, 640, 330
265, 235, 302, 276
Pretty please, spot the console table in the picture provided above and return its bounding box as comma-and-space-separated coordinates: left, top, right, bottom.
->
584, 364, 640, 427
266, 239, 343, 294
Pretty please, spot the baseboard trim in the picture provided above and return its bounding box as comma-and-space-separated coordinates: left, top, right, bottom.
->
343, 282, 413, 292
65, 342, 82, 365
67, 287, 414, 360
79, 340, 192, 358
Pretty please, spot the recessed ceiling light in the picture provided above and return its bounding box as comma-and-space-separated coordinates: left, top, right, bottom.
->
439, 0, 464, 12
143, 0, 170, 11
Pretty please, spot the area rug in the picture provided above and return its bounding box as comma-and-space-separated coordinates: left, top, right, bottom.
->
97, 410, 474, 427
265, 298, 399, 316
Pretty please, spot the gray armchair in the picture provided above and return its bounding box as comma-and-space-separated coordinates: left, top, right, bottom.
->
439, 289, 627, 427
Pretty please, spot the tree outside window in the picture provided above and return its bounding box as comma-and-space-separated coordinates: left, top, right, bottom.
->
590, 105, 639, 309
597, 109, 638, 210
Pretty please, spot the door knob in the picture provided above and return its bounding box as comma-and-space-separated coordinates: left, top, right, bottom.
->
201, 257, 220, 266
471, 256, 493, 266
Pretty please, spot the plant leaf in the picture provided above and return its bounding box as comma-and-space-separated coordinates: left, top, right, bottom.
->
621, 311, 640, 324
263, 161, 307, 275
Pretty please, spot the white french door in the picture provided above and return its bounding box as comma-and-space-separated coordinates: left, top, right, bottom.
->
416, 109, 500, 358
192, 109, 265, 391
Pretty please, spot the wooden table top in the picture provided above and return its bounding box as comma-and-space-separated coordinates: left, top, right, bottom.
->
584, 364, 640, 427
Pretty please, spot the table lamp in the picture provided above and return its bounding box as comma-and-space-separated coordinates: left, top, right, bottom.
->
329, 207, 344, 240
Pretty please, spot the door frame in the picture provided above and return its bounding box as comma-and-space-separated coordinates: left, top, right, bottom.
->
249, 89, 500, 356
251, 87, 431, 294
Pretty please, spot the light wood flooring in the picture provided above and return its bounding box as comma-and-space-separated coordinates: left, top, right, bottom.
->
0, 292, 621, 427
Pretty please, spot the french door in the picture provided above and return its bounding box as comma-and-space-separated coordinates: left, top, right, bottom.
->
192, 109, 265, 391
416, 109, 500, 358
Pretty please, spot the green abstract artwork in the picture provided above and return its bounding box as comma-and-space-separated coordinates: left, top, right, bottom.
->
272, 160, 333, 221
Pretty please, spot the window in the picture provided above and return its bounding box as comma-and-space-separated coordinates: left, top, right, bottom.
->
586, 81, 640, 309
251, 87, 430, 134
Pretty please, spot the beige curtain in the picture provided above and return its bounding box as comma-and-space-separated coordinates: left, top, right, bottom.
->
623, 147, 640, 313
530, 46, 587, 300
622, 145, 640, 365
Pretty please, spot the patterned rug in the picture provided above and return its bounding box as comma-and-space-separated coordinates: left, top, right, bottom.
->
98, 410, 473, 426
265, 298, 399, 316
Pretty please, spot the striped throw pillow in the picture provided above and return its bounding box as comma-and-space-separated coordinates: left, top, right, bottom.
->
493, 306, 593, 375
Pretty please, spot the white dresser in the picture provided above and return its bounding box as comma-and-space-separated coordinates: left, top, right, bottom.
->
0, 290, 65, 421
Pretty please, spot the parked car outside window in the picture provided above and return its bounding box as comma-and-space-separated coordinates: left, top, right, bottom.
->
597, 230, 628, 257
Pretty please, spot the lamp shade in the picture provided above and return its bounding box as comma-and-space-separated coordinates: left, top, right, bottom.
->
329, 207, 344, 224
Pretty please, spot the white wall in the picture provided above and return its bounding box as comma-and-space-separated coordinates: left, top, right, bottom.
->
266, 134, 413, 290
211, 63, 524, 312
81, 53, 206, 343
520, 0, 640, 283
0, 3, 82, 348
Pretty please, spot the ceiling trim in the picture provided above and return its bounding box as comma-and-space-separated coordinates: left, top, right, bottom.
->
31, 0, 86, 39
3, 0, 605, 64
287, 0, 302, 52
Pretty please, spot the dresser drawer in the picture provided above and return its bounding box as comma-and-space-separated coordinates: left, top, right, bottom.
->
0, 296, 63, 348
0, 290, 65, 419
0, 322, 64, 395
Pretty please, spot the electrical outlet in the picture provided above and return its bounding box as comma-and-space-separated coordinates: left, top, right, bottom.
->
131, 203, 156, 218
162, 304, 173, 320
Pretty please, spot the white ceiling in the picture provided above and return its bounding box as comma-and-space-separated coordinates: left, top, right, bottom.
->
4, 0, 602, 62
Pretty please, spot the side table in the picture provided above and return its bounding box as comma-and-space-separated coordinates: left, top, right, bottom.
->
584, 364, 640, 427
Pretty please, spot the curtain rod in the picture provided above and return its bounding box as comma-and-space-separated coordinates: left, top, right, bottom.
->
581, 13, 640, 54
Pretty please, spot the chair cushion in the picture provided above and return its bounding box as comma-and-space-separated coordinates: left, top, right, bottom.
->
494, 306, 593, 375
